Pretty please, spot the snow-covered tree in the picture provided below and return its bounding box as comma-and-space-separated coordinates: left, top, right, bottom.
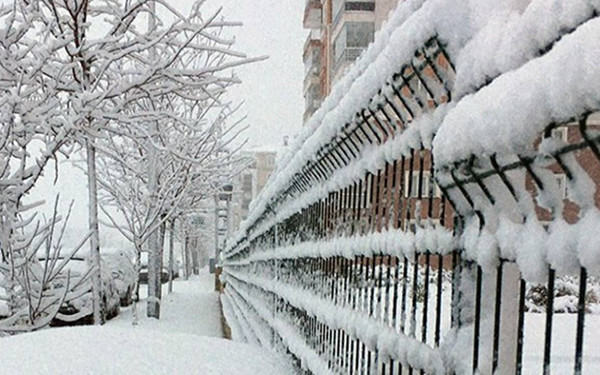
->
0, 1, 90, 331
7, 0, 261, 320
96, 102, 246, 318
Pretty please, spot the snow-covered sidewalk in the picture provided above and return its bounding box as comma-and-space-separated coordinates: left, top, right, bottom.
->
111, 270, 225, 337
0, 269, 295, 375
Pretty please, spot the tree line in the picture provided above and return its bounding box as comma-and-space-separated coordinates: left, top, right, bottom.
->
0, 0, 258, 331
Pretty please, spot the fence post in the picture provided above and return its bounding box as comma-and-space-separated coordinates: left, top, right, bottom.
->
478, 262, 521, 374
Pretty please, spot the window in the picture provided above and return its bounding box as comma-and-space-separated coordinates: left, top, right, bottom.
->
345, 1, 375, 11
242, 174, 253, 192
333, 22, 374, 67
551, 127, 568, 143
333, 1, 375, 26
333, 30, 346, 64
346, 22, 374, 48
406, 218, 440, 232
404, 171, 441, 198
555, 173, 567, 199
333, 0, 344, 17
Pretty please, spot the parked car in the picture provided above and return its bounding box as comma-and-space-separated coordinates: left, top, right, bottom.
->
38, 255, 121, 326
166, 259, 180, 280
138, 265, 169, 284
0, 273, 8, 319
102, 251, 136, 306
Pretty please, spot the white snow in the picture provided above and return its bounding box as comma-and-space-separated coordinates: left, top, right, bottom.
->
0, 270, 294, 375
0, 327, 293, 375
226, 270, 446, 374
225, 225, 454, 267
221, 0, 600, 373
434, 17, 600, 164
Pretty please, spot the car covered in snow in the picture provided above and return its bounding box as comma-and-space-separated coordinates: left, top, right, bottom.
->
0, 273, 9, 319
38, 255, 121, 325
102, 250, 136, 306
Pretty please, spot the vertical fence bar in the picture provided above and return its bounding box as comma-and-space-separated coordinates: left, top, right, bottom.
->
473, 265, 483, 373
516, 278, 526, 375
492, 261, 504, 372
574, 267, 587, 375
543, 268, 555, 375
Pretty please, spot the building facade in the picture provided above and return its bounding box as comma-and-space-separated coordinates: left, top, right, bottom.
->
228, 145, 282, 234
303, 0, 401, 123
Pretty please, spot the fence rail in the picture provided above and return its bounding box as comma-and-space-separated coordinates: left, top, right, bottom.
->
221, 2, 600, 374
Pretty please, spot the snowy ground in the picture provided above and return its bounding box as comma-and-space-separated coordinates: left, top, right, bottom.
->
0, 269, 295, 375
110, 272, 223, 337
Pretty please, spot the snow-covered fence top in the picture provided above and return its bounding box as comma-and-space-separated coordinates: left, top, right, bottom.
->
221, 0, 600, 374
228, 0, 600, 250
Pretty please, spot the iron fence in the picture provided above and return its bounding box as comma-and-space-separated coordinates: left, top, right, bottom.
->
221, 17, 600, 375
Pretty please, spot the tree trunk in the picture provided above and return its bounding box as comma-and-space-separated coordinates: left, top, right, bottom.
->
168, 219, 175, 293
190, 237, 200, 274
183, 236, 190, 280
86, 140, 104, 325
147, 228, 161, 319
147, 219, 166, 319
158, 220, 166, 299
134, 242, 142, 301
131, 241, 142, 325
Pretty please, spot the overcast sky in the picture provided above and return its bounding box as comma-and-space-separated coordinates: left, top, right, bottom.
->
214, 0, 306, 148
25, 0, 307, 247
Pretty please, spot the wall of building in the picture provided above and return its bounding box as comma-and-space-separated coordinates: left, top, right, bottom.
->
303, 0, 401, 123
228, 149, 280, 235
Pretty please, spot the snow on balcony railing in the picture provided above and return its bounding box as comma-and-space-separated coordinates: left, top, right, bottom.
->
332, 47, 364, 74
221, 0, 600, 373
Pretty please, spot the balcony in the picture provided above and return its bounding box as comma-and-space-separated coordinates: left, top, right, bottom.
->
303, 0, 322, 30
334, 47, 364, 68
303, 99, 322, 124
303, 29, 321, 58
304, 30, 322, 93
332, 47, 364, 76
304, 69, 320, 93
333, 1, 375, 29
304, 78, 322, 124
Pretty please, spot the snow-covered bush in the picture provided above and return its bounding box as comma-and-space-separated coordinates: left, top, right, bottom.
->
525, 277, 600, 314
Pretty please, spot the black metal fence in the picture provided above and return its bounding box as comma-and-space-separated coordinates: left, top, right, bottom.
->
221, 20, 600, 375
437, 113, 600, 374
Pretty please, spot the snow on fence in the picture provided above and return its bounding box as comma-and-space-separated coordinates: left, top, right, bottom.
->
221, 1, 600, 374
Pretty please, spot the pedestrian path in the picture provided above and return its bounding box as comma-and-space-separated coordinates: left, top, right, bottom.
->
0, 268, 295, 375
112, 269, 223, 337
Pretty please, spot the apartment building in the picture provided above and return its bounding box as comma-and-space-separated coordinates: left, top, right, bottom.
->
228, 143, 286, 234
303, 0, 401, 123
